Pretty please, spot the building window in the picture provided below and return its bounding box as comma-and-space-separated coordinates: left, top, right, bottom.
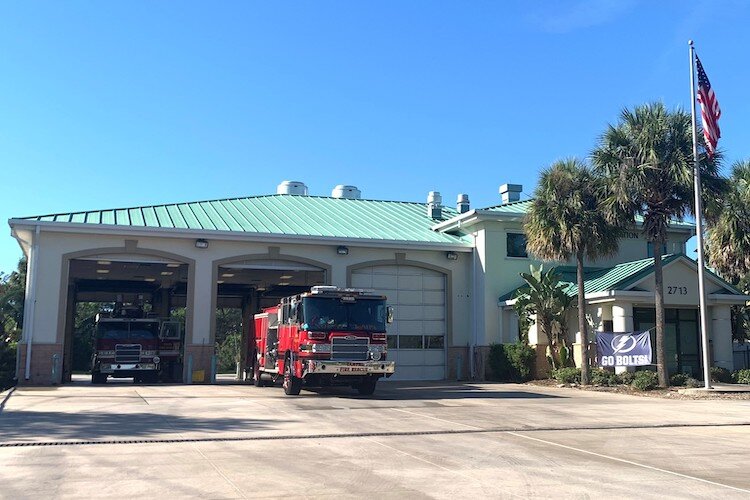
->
603, 320, 614, 332
507, 233, 528, 258
399, 335, 424, 349
646, 242, 668, 258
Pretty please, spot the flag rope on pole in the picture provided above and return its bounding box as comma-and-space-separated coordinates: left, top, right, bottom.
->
688, 40, 714, 390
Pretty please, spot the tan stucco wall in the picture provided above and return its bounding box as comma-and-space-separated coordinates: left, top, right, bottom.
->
14, 226, 473, 382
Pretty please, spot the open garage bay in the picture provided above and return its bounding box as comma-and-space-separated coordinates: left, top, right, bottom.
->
2, 381, 750, 498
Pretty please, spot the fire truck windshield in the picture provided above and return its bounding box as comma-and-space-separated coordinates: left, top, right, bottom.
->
97, 321, 159, 340
302, 297, 387, 332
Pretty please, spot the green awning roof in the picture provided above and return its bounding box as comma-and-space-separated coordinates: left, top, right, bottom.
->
498, 254, 742, 302
14, 194, 472, 246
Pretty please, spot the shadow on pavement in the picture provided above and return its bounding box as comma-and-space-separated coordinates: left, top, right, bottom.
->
0, 409, 279, 442
305, 383, 563, 400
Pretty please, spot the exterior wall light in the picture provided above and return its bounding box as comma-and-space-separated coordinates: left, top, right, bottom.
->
446, 251, 458, 261
337, 245, 349, 255
195, 239, 209, 249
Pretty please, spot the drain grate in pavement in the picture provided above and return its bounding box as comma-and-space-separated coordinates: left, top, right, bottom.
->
1, 421, 750, 448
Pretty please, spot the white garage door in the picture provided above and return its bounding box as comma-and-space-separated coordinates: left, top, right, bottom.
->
351, 265, 446, 380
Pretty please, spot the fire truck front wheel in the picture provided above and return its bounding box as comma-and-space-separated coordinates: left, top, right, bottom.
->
355, 376, 378, 396
282, 355, 302, 396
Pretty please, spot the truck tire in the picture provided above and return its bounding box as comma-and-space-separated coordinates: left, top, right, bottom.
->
282, 356, 302, 396
91, 372, 107, 384
253, 358, 265, 387
356, 377, 377, 396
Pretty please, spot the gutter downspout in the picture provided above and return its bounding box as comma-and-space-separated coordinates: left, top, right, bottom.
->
24, 226, 40, 380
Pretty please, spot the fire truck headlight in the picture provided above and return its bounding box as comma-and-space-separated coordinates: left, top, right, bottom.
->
153, 356, 160, 364
370, 350, 382, 361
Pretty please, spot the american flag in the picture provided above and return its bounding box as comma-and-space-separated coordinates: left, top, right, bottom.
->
696, 55, 721, 158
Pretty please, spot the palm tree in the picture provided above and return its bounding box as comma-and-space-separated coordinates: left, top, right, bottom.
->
707, 160, 750, 284
514, 265, 573, 370
524, 159, 620, 385
706, 160, 750, 342
591, 102, 724, 387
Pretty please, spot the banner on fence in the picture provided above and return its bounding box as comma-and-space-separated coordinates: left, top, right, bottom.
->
596, 331, 652, 367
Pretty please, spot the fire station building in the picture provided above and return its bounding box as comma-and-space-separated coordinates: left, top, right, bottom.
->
9, 181, 748, 384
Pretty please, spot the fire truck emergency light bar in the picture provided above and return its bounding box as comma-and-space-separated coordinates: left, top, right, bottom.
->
310, 286, 378, 296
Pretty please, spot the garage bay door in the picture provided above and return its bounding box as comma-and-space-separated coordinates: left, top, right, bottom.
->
351, 265, 446, 380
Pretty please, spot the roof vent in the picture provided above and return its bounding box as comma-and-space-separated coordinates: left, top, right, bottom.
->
499, 183, 522, 204
456, 194, 470, 214
331, 185, 361, 199
427, 191, 442, 219
277, 180, 308, 196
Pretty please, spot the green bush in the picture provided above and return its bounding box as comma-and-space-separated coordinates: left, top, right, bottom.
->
732, 369, 750, 384
590, 368, 618, 386
0, 341, 17, 392
685, 377, 702, 388
631, 370, 658, 391
617, 371, 636, 385
710, 367, 732, 383
488, 342, 535, 382
669, 373, 688, 387
551, 367, 581, 384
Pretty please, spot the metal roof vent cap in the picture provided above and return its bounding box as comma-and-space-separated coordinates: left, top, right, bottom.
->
456, 193, 470, 213
331, 185, 361, 199
499, 183, 522, 204
277, 180, 308, 196
427, 191, 442, 219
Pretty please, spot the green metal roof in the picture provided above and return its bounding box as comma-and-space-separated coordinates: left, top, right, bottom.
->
553, 254, 682, 297
14, 194, 471, 246
477, 199, 694, 230
499, 254, 742, 301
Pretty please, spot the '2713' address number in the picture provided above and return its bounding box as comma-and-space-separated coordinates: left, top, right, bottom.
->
667, 286, 688, 295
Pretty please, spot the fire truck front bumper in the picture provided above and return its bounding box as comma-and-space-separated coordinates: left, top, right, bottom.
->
305, 360, 396, 375
99, 363, 158, 374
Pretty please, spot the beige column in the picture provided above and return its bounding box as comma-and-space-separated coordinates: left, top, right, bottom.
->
185, 257, 214, 383
612, 303, 634, 374
711, 305, 733, 371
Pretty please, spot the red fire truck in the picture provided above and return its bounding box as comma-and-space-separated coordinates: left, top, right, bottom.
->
251, 286, 395, 396
91, 306, 183, 384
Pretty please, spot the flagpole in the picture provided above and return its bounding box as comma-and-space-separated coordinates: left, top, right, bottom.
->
689, 40, 713, 390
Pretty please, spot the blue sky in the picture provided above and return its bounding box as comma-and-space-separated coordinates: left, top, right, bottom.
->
2, 1, 748, 272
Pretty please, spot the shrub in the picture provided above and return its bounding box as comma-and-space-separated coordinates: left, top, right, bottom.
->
552, 367, 581, 384
732, 369, 750, 385
685, 377, 702, 388
631, 371, 658, 391
617, 371, 636, 385
669, 373, 688, 387
0, 341, 17, 392
590, 368, 618, 386
488, 342, 535, 382
710, 367, 732, 383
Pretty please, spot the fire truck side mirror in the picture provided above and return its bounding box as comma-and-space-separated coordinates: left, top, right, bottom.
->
160, 321, 182, 340
386, 306, 394, 324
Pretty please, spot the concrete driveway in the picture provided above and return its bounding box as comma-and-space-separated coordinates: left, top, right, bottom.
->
1, 378, 750, 498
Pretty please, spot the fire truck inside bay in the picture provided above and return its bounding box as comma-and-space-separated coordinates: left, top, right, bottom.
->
91, 304, 183, 384
251, 286, 395, 396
